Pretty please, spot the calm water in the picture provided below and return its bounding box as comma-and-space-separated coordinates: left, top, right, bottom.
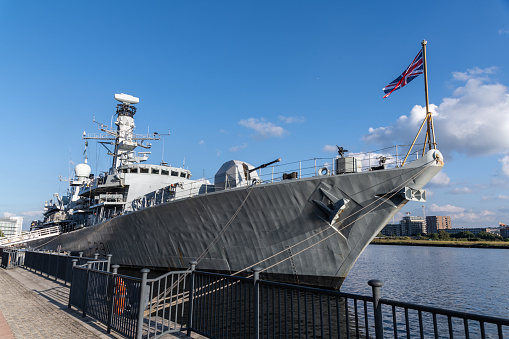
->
341, 244, 509, 319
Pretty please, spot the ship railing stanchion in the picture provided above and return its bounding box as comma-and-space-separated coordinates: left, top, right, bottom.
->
136, 268, 150, 339
107, 264, 119, 334
187, 260, 198, 336
106, 254, 112, 272
369, 280, 385, 339
252, 266, 261, 339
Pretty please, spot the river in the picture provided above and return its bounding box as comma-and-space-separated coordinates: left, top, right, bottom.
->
341, 244, 509, 319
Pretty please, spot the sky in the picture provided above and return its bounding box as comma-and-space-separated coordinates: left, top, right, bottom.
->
1, 0, 509, 230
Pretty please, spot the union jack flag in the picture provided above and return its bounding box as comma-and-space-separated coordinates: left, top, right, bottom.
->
383, 49, 424, 98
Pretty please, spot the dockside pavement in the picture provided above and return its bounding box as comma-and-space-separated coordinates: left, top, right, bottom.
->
0, 266, 204, 338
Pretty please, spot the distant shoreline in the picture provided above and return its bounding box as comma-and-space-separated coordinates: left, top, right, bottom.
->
370, 238, 509, 249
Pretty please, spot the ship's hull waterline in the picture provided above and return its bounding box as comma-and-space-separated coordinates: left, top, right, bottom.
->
30, 154, 442, 289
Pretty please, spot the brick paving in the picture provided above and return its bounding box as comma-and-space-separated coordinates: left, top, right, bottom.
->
0, 267, 204, 338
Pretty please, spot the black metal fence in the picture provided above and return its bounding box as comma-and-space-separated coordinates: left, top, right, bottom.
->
23, 250, 111, 285
68, 263, 143, 338
186, 266, 509, 339
0, 248, 25, 269
6, 251, 509, 339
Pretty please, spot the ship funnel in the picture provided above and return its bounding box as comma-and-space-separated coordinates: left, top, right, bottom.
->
115, 93, 139, 105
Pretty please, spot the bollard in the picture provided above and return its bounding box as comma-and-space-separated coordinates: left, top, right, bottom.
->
252, 266, 261, 339
187, 260, 198, 336
94, 252, 99, 260
368, 280, 384, 339
106, 254, 112, 272
107, 264, 120, 333
79, 252, 83, 258
136, 268, 150, 339
68, 259, 78, 309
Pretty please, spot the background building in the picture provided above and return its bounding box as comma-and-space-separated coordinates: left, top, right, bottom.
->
500, 227, 509, 239
380, 223, 401, 236
426, 216, 452, 234
0, 216, 23, 237
381, 216, 426, 236
401, 215, 426, 236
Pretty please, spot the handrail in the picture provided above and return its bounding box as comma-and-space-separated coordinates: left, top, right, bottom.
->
0, 226, 60, 246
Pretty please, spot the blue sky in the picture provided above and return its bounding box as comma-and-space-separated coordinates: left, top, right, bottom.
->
1, 1, 509, 230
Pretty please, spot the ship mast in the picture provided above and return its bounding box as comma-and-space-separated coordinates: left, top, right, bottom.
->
83, 93, 161, 174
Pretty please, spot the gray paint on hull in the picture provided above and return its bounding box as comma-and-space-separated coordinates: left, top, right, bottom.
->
30, 162, 441, 288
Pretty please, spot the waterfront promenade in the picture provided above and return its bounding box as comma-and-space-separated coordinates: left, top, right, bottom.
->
0, 267, 198, 338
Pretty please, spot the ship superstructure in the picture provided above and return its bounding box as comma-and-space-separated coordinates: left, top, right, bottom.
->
29, 93, 443, 289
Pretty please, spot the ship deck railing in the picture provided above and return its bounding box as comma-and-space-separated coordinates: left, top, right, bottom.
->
126, 142, 429, 214
5, 252, 508, 339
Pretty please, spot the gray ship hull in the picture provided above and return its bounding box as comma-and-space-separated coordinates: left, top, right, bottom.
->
30, 153, 442, 289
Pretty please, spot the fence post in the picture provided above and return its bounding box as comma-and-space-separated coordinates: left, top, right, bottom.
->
79, 252, 83, 258
68, 259, 78, 308
106, 254, 112, 272
55, 251, 60, 281
136, 268, 150, 339
253, 266, 261, 339
187, 260, 197, 336
368, 280, 384, 339
82, 264, 92, 318
94, 252, 99, 260
107, 264, 120, 333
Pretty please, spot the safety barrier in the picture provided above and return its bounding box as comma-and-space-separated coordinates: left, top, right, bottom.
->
68, 263, 142, 338
10, 253, 509, 338
0, 248, 25, 269
23, 250, 111, 285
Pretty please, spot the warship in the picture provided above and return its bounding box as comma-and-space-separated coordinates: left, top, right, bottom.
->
28, 92, 443, 288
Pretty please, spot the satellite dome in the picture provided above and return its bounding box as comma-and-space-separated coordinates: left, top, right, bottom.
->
75, 163, 92, 178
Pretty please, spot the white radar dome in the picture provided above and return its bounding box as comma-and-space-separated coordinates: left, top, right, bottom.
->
115, 93, 139, 104
75, 163, 92, 178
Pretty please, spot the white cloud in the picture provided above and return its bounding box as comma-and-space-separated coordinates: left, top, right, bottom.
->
21, 210, 44, 217
428, 171, 451, 186
199, 140, 205, 145
3, 212, 15, 218
499, 155, 509, 177
323, 145, 337, 152
450, 187, 472, 194
428, 203, 496, 225
229, 143, 247, 152
482, 195, 509, 201
428, 203, 465, 213
239, 118, 287, 139
364, 68, 509, 157
279, 115, 305, 124
499, 29, 509, 35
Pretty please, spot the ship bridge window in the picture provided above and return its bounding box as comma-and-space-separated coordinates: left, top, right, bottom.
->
130, 168, 138, 173
161, 169, 169, 175
140, 168, 149, 174
151, 168, 160, 175
120, 168, 128, 173
187, 173, 191, 179
171, 171, 179, 177
180, 172, 186, 178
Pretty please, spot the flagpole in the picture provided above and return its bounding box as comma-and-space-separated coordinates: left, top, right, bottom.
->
421, 39, 436, 150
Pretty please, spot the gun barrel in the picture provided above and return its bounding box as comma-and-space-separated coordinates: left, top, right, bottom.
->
249, 158, 281, 173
